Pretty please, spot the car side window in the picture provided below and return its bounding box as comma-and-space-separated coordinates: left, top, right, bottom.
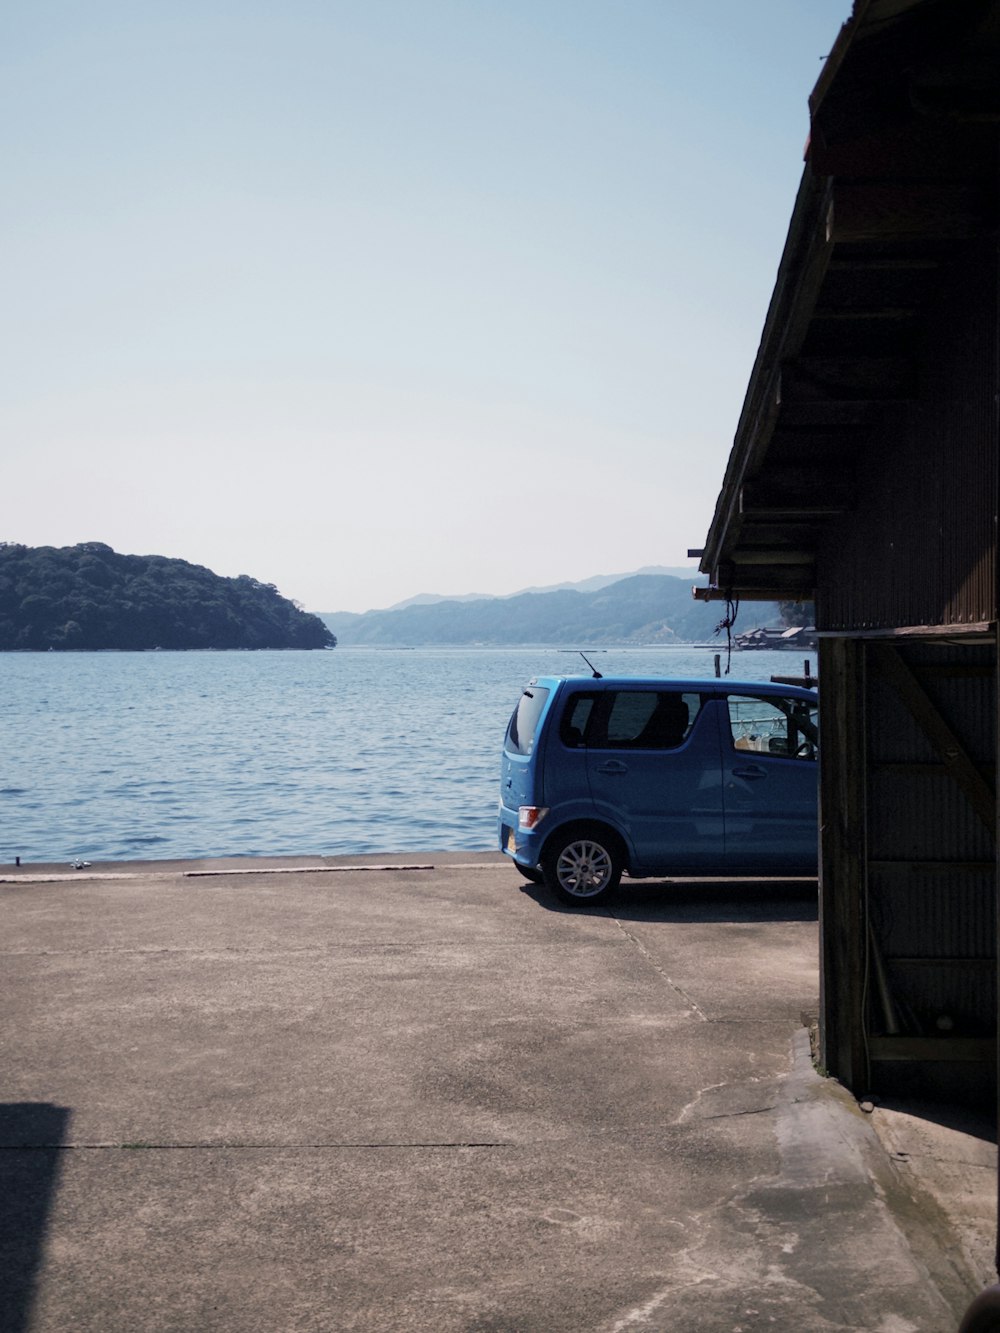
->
592, 690, 701, 750
726, 694, 818, 761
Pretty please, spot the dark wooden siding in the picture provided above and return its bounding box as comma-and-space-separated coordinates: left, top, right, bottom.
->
820, 636, 997, 1103
817, 236, 999, 633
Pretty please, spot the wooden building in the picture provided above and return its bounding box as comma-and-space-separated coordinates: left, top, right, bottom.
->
696, 0, 1000, 1115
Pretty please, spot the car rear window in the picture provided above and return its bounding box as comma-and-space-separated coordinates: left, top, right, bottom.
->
505, 687, 550, 756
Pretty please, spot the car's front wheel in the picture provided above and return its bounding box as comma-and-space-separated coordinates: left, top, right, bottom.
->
542, 829, 623, 906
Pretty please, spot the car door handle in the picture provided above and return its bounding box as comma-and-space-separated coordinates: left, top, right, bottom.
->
595, 761, 628, 775
731, 765, 767, 780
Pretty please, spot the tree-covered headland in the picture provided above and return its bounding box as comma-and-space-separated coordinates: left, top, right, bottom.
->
0, 543, 335, 651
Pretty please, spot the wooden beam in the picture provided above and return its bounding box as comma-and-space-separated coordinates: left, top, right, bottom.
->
741, 473, 852, 518
810, 308, 919, 325
740, 505, 847, 522
693, 583, 816, 603
741, 465, 850, 492
777, 400, 885, 429
828, 180, 992, 244
818, 623, 996, 641
871, 761, 996, 778
725, 549, 815, 567
715, 519, 811, 552
868, 1037, 996, 1063
910, 65, 1000, 123
730, 559, 816, 581
914, 665, 996, 678
819, 637, 869, 1091
783, 355, 915, 403
827, 256, 942, 273
867, 860, 996, 874
890, 958, 995, 968
766, 427, 870, 453
869, 643, 996, 837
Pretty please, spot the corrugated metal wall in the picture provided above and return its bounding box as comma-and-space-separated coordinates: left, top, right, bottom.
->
818, 236, 998, 633
864, 640, 996, 1089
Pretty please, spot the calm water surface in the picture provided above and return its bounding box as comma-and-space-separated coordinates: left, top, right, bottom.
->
1, 646, 809, 863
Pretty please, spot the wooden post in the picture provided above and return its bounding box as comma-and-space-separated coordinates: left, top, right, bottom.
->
994, 624, 1000, 1278
819, 636, 869, 1091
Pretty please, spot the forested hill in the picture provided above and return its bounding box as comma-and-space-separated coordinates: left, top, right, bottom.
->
320, 574, 781, 646
0, 543, 335, 651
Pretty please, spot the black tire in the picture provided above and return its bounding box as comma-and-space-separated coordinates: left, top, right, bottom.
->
515, 864, 544, 885
542, 828, 623, 906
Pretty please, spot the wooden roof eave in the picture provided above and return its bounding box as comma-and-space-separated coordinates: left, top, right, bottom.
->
694, 3, 875, 602
695, 0, 998, 606
698, 165, 834, 596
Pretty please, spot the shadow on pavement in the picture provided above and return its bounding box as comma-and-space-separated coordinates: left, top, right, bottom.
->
519, 877, 818, 924
877, 1096, 997, 1145
0, 1103, 72, 1333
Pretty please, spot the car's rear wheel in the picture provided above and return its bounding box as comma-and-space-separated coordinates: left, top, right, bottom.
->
542, 829, 623, 906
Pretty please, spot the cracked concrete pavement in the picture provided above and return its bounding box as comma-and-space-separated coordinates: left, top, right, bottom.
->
0, 852, 994, 1331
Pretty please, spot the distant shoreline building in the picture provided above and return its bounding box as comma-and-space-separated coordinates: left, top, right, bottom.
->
732, 625, 817, 652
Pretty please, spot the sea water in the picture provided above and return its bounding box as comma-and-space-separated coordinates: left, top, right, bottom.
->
1, 646, 811, 863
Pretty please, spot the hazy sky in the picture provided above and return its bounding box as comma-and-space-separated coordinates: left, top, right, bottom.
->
5, 1, 849, 612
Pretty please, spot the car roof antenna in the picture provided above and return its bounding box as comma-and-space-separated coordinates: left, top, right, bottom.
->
579, 651, 603, 679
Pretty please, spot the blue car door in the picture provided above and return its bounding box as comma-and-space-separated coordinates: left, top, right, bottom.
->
585, 688, 725, 870
721, 691, 818, 872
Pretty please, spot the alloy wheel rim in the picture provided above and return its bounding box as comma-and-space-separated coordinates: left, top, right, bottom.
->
557, 840, 612, 897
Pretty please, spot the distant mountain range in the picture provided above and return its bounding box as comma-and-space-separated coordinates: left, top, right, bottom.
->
318, 571, 783, 647
382, 565, 700, 611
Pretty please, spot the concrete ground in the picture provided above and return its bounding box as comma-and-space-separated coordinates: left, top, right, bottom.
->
0, 852, 995, 1332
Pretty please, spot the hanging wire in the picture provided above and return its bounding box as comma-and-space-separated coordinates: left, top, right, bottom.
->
713, 595, 739, 675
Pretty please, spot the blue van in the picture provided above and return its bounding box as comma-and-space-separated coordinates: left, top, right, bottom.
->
498, 675, 818, 905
